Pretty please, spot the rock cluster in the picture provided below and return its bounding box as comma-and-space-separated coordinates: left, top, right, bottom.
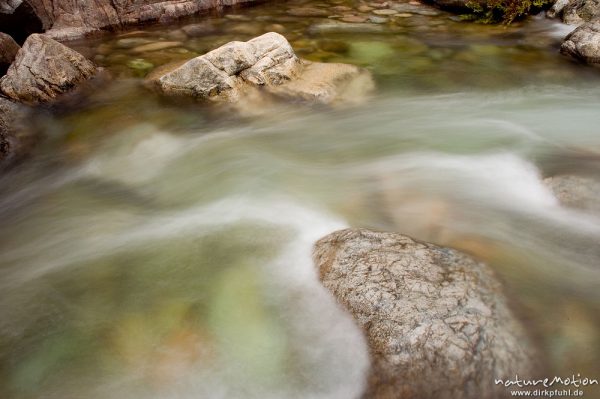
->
548, 0, 600, 24
561, 21, 600, 64
1, 0, 259, 40
313, 228, 538, 399
149, 32, 374, 105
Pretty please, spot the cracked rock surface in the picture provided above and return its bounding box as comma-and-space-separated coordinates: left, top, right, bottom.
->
0, 33, 97, 104
561, 20, 600, 64
0, 33, 19, 76
150, 32, 374, 105
313, 228, 537, 399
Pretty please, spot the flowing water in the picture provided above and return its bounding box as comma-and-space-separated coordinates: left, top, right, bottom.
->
1, 0, 600, 398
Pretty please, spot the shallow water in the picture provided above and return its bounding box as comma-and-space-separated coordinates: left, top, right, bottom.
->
1, 0, 600, 398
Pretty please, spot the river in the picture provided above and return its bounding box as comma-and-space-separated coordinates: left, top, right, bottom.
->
0, 0, 599, 398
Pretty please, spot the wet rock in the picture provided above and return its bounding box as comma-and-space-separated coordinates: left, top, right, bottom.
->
341, 15, 369, 23
372, 8, 399, 15
224, 14, 251, 21
181, 22, 217, 37
115, 37, 152, 49
560, 21, 600, 64
1, 0, 260, 40
0, 34, 98, 104
559, 0, 600, 24
150, 32, 301, 101
393, 3, 442, 15
313, 228, 538, 399
0, 33, 19, 76
547, 0, 570, 18
149, 32, 374, 106
0, 0, 22, 13
287, 7, 330, 17
264, 23, 286, 33
331, 5, 353, 12
131, 41, 183, 53
267, 62, 374, 105
127, 58, 155, 77
307, 22, 385, 34
544, 175, 600, 213
368, 16, 389, 23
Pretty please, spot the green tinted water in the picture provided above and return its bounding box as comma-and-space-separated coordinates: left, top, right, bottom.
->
1, 0, 600, 398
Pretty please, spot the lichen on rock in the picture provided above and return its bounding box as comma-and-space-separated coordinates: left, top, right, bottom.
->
313, 228, 538, 399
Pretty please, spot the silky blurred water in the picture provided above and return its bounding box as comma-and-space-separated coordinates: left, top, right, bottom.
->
1, 0, 600, 398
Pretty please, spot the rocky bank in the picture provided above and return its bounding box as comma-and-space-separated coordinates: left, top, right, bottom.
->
0, 0, 260, 40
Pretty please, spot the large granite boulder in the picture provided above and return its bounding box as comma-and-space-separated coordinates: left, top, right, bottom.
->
561, 20, 600, 64
313, 228, 538, 399
0, 32, 19, 75
1, 0, 258, 40
544, 175, 600, 213
0, 34, 98, 104
149, 32, 374, 106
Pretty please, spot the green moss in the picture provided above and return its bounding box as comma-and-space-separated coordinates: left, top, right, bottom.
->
465, 0, 552, 24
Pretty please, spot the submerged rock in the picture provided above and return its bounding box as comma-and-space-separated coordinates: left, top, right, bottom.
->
561, 21, 600, 64
267, 61, 374, 105
313, 228, 538, 399
0, 32, 19, 76
149, 32, 374, 106
547, 0, 571, 19
428, 0, 482, 12
544, 174, 600, 213
0, 34, 98, 104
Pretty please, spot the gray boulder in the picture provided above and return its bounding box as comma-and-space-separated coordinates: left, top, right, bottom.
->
313, 228, 538, 399
544, 175, 600, 213
561, 20, 600, 64
150, 32, 374, 105
0, 33, 97, 104
0, 32, 19, 75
